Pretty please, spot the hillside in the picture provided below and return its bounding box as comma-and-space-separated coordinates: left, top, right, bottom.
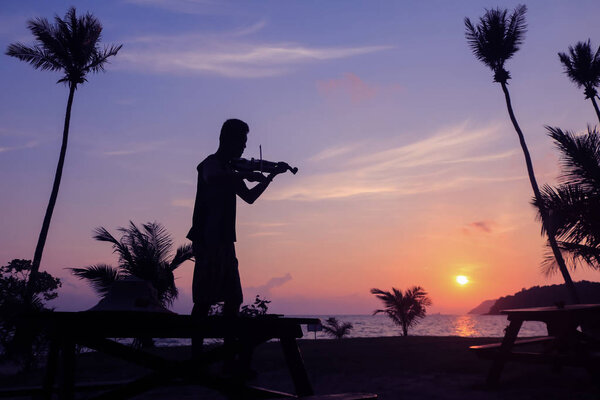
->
487, 280, 600, 315
467, 299, 496, 315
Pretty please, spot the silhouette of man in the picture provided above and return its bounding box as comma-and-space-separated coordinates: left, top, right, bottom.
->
187, 119, 282, 358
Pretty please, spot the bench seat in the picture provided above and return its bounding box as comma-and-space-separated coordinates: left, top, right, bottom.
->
469, 336, 555, 352
299, 394, 378, 400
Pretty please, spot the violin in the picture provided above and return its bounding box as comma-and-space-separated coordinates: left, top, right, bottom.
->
230, 157, 298, 175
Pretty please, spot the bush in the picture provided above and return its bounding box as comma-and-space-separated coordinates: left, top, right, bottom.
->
0, 259, 61, 368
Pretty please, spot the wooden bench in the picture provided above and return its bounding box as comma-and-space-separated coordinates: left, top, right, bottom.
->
470, 336, 556, 359
298, 394, 377, 399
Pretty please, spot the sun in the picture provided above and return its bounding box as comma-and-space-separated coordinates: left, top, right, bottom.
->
456, 275, 469, 285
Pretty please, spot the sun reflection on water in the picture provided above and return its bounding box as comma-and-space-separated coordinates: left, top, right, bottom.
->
453, 315, 478, 337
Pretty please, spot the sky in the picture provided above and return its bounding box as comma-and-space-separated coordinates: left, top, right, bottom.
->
1, 0, 600, 315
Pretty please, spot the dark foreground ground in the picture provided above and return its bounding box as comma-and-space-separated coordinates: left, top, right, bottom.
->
0, 336, 598, 399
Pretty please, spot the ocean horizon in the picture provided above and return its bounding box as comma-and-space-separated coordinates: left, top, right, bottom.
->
151, 314, 547, 347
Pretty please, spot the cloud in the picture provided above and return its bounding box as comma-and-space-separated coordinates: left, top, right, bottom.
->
266, 122, 521, 201
245, 273, 292, 297
464, 220, 496, 234
309, 143, 361, 162
317, 73, 378, 103
0, 140, 39, 153
115, 31, 391, 78
125, 0, 225, 15
101, 141, 166, 156
171, 198, 194, 208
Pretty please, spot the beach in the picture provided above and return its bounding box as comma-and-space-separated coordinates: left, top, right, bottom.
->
1, 336, 597, 399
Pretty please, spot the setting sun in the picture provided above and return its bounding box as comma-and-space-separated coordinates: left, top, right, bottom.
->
456, 276, 469, 285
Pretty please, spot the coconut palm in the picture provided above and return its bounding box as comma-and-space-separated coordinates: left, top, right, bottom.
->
371, 286, 431, 336
70, 222, 193, 308
558, 40, 600, 123
537, 126, 600, 273
5, 7, 122, 293
321, 317, 353, 339
465, 5, 580, 303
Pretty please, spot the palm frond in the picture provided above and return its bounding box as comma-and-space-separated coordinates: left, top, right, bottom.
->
464, 5, 527, 82
169, 243, 193, 271
5, 6, 121, 86
93, 226, 135, 267
547, 126, 600, 189
371, 286, 431, 335
83, 221, 184, 308
5, 43, 64, 71
70, 264, 122, 296
558, 40, 600, 95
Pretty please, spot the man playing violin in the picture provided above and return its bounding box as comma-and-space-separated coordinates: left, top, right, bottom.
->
186, 118, 285, 361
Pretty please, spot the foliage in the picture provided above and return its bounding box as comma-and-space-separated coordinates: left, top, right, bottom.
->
488, 281, 600, 314
465, 4, 580, 304
321, 317, 353, 339
0, 259, 61, 366
558, 40, 600, 100
371, 286, 431, 336
6, 7, 122, 87
537, 126, 600, 273
208, 295, 271, 317
5, 7, 122, 297
464, 5, 527, 83
240, 295, 271, 317
70, 221, 193, 308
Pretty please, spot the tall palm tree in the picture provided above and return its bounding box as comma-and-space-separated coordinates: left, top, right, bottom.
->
371, 286, 431, 336
537, 126, 600, 273
558, 40, 600, 124
70, 222, 193, 308
465, 5, 580, 303
6, 7, 122, 293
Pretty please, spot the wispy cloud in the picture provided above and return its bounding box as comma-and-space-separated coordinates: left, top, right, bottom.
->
464, 220, 496, 234
245, 273, 292, 297
0, 140, 39, 153
317, 73, 378, 104
125, 0, 225, 15
101, 141, 166, 156
267, 122, 521, 201
115, 30, 391, 78
171, 198, 193, 208
309, 143, 361, 162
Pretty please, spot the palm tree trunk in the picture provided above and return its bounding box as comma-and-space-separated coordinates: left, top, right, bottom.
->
500, 82, 580, 304
27, 83, 76, 292
590, 96, 600, 125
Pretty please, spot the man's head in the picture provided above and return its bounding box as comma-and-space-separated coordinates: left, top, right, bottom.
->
219, 119, 248, 159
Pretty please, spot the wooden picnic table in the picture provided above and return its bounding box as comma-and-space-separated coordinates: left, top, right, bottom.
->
18, 311, 375, 400
470, 304, 600, 386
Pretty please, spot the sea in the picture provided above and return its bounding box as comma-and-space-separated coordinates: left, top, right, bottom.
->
152, 314, 548, 347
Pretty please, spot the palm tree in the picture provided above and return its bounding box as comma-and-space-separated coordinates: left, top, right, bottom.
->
558, 40, 600, 123
537, 126, 600, 274
70, 222, 193, 308
465, 5, 580, 303
321, 317, 353, 339
5, 7, 122, 294
371, 286, 431, 336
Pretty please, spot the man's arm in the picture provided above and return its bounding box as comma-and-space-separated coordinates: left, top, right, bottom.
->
236, 172, 277, 204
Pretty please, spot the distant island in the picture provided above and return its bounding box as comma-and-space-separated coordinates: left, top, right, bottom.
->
468, 281, 600, 315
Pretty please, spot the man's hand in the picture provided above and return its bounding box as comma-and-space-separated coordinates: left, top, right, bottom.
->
244, 171, 269, 183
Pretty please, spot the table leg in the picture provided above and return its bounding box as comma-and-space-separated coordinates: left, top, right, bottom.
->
486, 319, 522, 386
59, 338, 76, 400
280, 337, 314, 396
42, 336, 60, 400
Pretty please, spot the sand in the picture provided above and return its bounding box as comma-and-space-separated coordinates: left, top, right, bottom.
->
1, 336, 597, 399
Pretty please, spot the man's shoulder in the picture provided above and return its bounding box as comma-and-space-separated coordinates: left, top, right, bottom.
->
198, 153, 219, 171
